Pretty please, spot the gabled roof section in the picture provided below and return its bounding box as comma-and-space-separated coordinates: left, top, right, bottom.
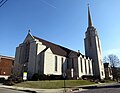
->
33, 36, 67, 56
41, 47, 49, 53
33, 35, 82, 57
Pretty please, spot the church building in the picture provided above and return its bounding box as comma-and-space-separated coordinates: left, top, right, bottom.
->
84, 6, 105, 79
13, 6, 105, 80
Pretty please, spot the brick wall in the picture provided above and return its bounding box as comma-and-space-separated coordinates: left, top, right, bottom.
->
0, 57, 14, 75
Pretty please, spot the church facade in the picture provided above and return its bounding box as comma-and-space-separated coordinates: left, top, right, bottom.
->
14, 32, 93, 79
14, 6, 105, 80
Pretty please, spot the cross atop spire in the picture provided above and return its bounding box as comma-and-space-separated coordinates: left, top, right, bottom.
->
28, 29, 32, 36
28, 29, 31, 33
88, 4, 93, 27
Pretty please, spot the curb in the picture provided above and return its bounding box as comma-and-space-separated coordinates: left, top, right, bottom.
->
0, 82, 117, 93
0, 84, 66, 93
0, 85, 37, 93
68, 82, 117, 92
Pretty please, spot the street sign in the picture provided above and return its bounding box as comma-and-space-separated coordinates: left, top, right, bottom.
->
71, 68, 74, 78
23, 72, 27, 80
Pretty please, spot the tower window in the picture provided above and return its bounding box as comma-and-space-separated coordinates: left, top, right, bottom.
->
97, 38, 101, 54
89, 37, 92, 47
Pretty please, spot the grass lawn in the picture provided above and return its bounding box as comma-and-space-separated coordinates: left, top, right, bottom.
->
15, 80, 96, 89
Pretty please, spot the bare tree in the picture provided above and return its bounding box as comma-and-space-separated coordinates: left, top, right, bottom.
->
13, 62, 22, 77
103, 54, 120, 80
104, 54, 120, 67
103, 56, 108, 63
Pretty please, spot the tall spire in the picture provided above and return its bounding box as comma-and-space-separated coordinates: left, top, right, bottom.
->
88, 4, 93, 27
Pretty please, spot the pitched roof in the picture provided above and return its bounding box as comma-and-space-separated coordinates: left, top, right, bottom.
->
33, 36, 78, 57
0, 55, 14, 60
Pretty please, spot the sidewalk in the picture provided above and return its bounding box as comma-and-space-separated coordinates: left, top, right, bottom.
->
0, 84, 69, 93
0, 82, 117, 93
68, 82, 117, 92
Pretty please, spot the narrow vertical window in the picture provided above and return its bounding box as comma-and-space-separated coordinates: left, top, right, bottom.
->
85, 59, 87, 74
101, 71, 104, 76
88, 60, 91, 74
61, 58, 64, 73
55, 56, 57, 71
98, 39, 101, 53
25, 41, 30, 62
72, 58, 74, 68
89, 37, 92, 47
80, 58, 83, 73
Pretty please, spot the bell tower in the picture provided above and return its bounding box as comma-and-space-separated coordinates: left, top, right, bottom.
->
84, 5, 105, 79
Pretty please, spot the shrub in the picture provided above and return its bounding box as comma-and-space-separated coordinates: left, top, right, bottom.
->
0, 78, 5, 83
3, 80, 15, 86
100, 80, 105, 83
94, 79, 99, 83
3, 78, 15, 86
82, 75, 94, 80
32, 73, 40, 81
39, 74, 49, 80
15, 77, 23, 83
49, 75, 62, 80
90, 79, 94, 82
3, 75, 23, 85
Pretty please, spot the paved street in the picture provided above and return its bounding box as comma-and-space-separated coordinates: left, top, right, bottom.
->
74, 88, 120, 93
73, 83, 120, 93
0, 87, 28, 93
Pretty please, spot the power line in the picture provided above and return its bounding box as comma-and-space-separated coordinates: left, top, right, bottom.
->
0, 0, 8, 8
0, 0, 5, 4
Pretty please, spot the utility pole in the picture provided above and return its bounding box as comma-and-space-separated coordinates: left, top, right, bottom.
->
63, 73, 66, 93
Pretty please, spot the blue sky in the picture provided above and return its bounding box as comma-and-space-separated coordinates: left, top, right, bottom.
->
0, 0, 120, 59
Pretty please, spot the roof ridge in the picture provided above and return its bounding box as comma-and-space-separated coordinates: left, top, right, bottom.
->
33, 35, 76, 52
0, 55, 14, 60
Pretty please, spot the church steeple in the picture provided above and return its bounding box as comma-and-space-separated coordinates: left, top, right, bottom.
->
88, 5, 93, 27
84, 5, 105, 79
